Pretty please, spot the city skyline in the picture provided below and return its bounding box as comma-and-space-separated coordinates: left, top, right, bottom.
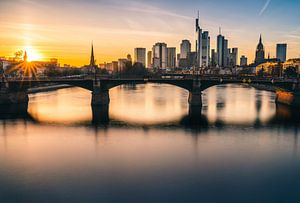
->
0, 0, 299, 66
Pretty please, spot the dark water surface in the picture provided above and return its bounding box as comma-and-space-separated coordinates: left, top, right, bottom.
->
1, 84, 300, 203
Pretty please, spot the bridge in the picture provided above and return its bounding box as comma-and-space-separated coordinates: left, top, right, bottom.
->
1, 76, 300, 107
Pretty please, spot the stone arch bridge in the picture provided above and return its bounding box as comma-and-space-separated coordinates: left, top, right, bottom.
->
0, 77, 300, 107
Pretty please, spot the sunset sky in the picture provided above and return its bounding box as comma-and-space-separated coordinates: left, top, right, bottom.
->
0, 0, 299, 66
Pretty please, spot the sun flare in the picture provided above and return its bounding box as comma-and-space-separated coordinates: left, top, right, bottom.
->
25, 46, 43, 62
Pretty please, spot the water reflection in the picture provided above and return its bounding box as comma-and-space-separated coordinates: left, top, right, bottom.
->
1, 84, 299, 129
1, 85, 300, 203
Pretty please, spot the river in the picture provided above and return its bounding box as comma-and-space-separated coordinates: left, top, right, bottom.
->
1, 84, 300, 202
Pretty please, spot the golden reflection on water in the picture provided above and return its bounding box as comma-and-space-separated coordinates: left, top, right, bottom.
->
27, 84, 276, 125
204, 84, 276, 125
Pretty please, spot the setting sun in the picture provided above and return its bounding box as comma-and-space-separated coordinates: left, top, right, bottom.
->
25, 46, 43, 62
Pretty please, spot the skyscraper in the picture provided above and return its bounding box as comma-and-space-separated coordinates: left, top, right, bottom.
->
180, 40, 191, 59
217, 29, 225, 67
147, 51, 152, 68
202, 31, 210, 67
255, 34, 265, 65
152, 42, 167, 69
195, 12, 210, 68
240, 55, 248, 66
211, 49, 217, 67
167, 47, 176, 69
276, 44, 287, 62
229, 48, 238, 67
134, 48, 146, 66
195, 12, 203, 67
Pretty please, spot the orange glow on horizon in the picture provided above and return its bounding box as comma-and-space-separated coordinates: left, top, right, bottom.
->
25, 46, 44, 62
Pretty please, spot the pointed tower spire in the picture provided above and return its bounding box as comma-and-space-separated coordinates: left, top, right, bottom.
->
219, 27, 222, 35
24, 50, 28, 62
90, 42, 95, 67
259, 34, 262, 44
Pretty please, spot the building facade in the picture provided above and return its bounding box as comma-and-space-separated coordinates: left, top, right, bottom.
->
152, 42, 167, 69
255, 35, 265, 65
180, 40, 191, 59
147, 51, 152, 68
229, 48, 238, 67
240, 55, 248, 66
134, 48, 146, 66
276, 44, 287, 62
202, 31, 210, 67
167, 47, 176, 69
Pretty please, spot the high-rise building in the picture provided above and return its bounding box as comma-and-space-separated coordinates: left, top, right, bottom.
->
187, 52, 197, 68
223, 39, 228, 67
255, 34, 265, 65
134, 48, 146, 66
240, 55, 248, 66
202, 31, 210, 67
276, 44, 287, 62
211, 49, 217, 67
195, 13, 210, 68
167, 47, 176, 69
180, 40, 191, 59
152, 42, 167, 69
229, 48, 238, 67
147, 51, 152, 68
118, 58, 128, 72
217, 30, 225, 67
195, 13, 203, 67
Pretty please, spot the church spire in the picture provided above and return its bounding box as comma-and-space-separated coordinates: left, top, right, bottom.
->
24, 50, 28, 62
259, 34, 262, 44
90, 42, 95, 67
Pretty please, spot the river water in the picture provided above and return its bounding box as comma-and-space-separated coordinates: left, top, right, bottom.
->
1, 84, 300, 203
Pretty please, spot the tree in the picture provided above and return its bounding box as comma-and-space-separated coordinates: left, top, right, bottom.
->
257, 68, 265, 78
14, 50, 24, 61
284, 66, 298, 78
119, 62, 149, 78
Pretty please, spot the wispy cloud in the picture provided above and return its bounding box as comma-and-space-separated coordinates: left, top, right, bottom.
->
259, 0, 271, 16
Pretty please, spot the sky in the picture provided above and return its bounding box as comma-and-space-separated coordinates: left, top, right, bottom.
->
0, 0, 299, 66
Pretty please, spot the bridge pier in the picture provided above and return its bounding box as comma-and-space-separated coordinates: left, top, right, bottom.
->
91, 90, 110, 106
276, 91, 300, 107
0, 88, 29, 105
91, 105, 109, 125
188, 90, 202, 107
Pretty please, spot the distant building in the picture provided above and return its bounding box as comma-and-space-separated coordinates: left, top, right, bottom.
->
202, 31, 210, 67
147, 51, 152, 68
255, 34, 265, 65
118, 59, 128, 72
180, 40, 191, 59
283, 58, 300, 73
217, 29, 226, 67
152, 42, 167, 69
187, 52, 197, 68
276, 44, 287, 62
211, 49, 217, 67
134, 48, 146, 66
106, 61, 118, 73
255, 61, 282, 77
229, 48, 238, 67
167, 47, 176, 69
240, 55, 248, 66
195, 13, 210, 68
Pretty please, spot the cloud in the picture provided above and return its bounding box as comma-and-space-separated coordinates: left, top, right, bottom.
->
259, 0, 271, 16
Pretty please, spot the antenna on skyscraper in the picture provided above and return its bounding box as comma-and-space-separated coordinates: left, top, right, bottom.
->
219, 27, 222, 35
